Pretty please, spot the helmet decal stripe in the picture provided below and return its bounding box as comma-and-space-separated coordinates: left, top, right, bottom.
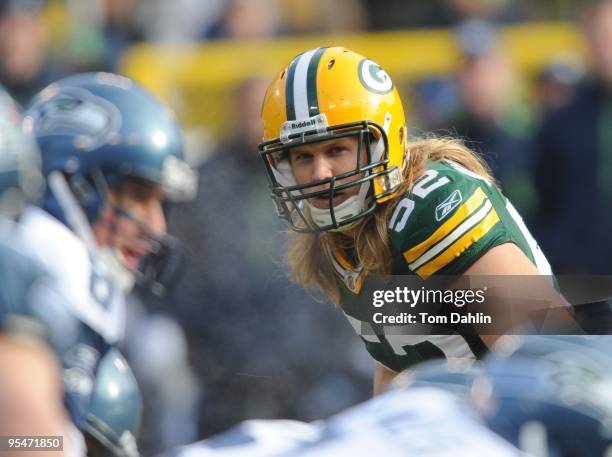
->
306, 47, 326, 117
291, 48, 319, 120
285, 56, 299, 121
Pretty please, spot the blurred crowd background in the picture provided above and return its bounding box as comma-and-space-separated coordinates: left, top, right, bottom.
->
2, 0, 612, 454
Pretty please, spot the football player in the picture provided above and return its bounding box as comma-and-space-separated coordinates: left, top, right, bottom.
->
155, 359, 527, 457
282, 367, 526, 457
13, 72, 196, 454
478, 335, 612, 456
0, 88, 78, 457
154, 420, 321, 457
159, 337, 611, 456
258, 46, 576, 395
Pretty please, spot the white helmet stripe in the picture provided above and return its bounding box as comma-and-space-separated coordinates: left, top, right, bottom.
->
292, 48, 319, 120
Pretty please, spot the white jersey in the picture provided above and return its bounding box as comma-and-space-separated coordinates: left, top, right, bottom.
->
17, 205, 125, 344
16, 206, 126, 428
169, 388, 526, 457
165, 420, 321, 457
290, 387, 527, 457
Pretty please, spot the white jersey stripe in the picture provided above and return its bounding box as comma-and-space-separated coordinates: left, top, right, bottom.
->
409, 199, 492, 271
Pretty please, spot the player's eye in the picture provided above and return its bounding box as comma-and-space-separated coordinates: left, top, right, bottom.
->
290, 150, 312, 162
328, 143, 351, 156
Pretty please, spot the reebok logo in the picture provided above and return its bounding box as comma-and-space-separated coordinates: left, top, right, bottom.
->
435, 189, 462, 221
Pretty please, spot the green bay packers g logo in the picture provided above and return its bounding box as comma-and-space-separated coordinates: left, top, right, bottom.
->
358, 59, 393, 94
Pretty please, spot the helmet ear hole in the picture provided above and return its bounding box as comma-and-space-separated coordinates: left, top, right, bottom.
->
327, 59, 335, 70
399, 126, 405, 146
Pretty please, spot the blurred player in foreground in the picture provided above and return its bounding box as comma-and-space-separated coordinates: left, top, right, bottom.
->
3, 72, 196, 456
257, 46, 574, 394
0, 87, 78, 457
478, 335, 612, 456
155, 336, 612, 457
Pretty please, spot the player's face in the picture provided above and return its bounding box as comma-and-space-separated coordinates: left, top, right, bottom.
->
289, 136, 366, 209
93, 178, 166, 271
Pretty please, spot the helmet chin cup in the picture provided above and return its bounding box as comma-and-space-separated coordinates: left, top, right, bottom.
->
98, 246, 136, 295
307, 180, 371, 230
103, 205, 185, 297
307, 195, 363, 229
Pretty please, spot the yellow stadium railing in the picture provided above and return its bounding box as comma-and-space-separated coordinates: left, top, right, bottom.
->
120, 22, 584, 141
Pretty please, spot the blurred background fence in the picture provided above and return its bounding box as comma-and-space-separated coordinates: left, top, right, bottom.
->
119, 21, 584, 162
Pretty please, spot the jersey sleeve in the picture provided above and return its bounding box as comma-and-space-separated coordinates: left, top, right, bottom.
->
389, 162, 513, 278
0, 242, 83, 353
0, 243, 50, 341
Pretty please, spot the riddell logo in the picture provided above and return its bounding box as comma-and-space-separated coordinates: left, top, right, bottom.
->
290, 119, 316, 129
280, 114, 328, 143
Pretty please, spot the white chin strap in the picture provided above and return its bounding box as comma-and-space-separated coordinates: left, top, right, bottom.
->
48, 171, 136, 294
98, 246, 136, 294
308, 182, 370, 229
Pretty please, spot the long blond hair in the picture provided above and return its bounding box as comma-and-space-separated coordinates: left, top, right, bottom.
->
285, 136, 495, 305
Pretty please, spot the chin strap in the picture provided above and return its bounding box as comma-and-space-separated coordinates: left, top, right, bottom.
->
97, 246, 135, 295
307, 181, 371, 229
47, 171, 100, 256
106, 204, 185, 297
48, 171, 139, 294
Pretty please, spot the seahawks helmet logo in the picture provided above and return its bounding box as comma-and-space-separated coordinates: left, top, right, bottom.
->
358, 59, 393, 94
29, 87, 122, 151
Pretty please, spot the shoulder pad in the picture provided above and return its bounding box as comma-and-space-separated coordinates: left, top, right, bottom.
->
388, 161, 499, 277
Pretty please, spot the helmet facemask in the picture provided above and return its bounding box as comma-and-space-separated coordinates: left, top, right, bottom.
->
259, 47, 407, 232
48, 168, 184, 296
23, 72, 198, 297
100, 202, 185, 297
259, 119, 401, 233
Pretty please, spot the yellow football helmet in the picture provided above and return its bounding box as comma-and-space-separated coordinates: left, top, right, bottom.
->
259, 46, 407, 232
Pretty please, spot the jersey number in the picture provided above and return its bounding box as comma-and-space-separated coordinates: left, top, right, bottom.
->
412, 170, 450, 198
389, 170, 450, 232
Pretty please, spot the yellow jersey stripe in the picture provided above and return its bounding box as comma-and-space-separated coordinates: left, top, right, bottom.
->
321, 238, 364, 294
403, 187, 488, 264
415, 207, 501, 278
409, 199, 492, 270
330, 246, 354, 271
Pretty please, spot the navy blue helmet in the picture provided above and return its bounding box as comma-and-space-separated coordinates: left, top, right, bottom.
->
23, 72, 196, 223
22, 73, 197, 294
85, 348, 142, 457
477, 336, 612, 457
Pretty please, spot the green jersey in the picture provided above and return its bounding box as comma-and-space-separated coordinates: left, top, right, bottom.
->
323, 160, 552, 372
